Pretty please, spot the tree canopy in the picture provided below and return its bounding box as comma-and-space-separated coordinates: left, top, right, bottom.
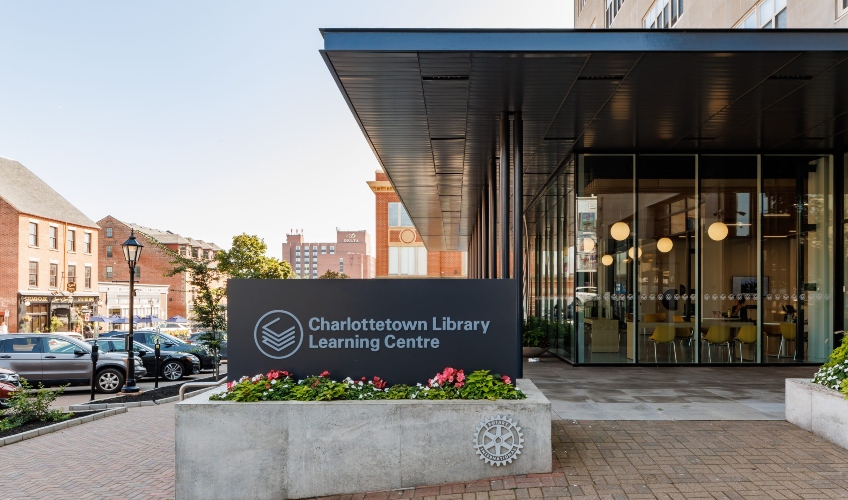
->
318, 270, 350, 279
217, 234, 293, 279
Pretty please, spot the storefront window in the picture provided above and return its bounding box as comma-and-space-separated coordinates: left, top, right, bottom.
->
576, 155, 635, 363
638, 155, 696, 363
700, 156, 758, 363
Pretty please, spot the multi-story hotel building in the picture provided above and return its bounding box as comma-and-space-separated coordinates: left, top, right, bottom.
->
368, 170, 467, 278
576, 0, 847, 29
282, 230, 375, 279
0, 157, 100, 333
96, 217, 224, 320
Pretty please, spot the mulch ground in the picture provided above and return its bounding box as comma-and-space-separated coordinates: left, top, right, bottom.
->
0, 410, 101, 440
89, 374, 225, 404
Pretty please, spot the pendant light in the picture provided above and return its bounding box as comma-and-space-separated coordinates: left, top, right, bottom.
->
656, 237, 673, 253
610, 222, 629, 241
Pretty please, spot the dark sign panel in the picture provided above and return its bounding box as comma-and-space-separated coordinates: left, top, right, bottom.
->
227, 279, 518, 385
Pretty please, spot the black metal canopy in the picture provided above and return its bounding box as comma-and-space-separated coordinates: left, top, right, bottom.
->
321, 29, 848, 251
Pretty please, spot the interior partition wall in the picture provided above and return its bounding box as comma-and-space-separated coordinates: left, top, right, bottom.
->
527, 153, 838, 365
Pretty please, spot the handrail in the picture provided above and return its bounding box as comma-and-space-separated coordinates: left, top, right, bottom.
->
179, 377, 228, 401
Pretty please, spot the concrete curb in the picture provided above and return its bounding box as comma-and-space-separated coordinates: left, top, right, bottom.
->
0, 407, 128, 448
68, 386, 216, 411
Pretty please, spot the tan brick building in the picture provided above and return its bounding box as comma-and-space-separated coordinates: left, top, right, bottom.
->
576, 0, 848, 29
96, 217, 224, 320
0, 157, 100, 333
368, 170, 467, 278
283, 230, 374, 279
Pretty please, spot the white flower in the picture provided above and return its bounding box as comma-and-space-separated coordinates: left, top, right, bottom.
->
358, 381, 363, 386
271, 379, 278, 385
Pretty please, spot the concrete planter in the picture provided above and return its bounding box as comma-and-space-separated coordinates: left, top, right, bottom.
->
522, 347, 546, 357
786, 378, 848, 450
175, 379, 551, 500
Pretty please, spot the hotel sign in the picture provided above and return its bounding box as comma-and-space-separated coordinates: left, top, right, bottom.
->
228, 279, 518, 384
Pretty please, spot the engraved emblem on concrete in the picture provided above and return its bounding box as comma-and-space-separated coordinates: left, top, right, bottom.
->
472, 415, 524, 466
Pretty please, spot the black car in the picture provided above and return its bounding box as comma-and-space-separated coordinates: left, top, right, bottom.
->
100, 330, 216, 370
188, 332, 227, 360
86, 339, 201, 381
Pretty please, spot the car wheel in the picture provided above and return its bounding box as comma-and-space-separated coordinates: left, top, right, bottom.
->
96, 368, 124, 394
162, 361, 184, 381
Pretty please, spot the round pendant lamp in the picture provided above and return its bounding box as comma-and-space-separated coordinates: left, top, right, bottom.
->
627, 246, 642, 259
610, 222, 630, 241
656, 237, 673, 253
601, 254, 614, 266
581, 238, 595, 252
707, 222, 729, 241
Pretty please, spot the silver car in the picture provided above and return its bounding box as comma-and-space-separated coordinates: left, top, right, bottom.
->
0, 334, 146, 393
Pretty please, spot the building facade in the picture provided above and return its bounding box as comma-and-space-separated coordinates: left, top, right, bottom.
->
368, 170, 467, 278
97, 216, 224, 319
0, 157, 100, 333
324, 28, 848, 367
282, 230, 375, 279
576, 0, 848, 29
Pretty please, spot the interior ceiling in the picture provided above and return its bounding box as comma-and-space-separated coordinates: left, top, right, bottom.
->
322, 30, 848, 252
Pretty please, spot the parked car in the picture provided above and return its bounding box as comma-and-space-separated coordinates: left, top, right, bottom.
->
0, 334, 146, 393
100, 330, 215, 370
86, 338, 201, 381
188, 332, 227, 360
0, 366, 21, 408
155, 322, 191, 339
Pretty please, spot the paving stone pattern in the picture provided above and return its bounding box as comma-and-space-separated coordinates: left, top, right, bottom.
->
309, 420, 848, 500
0, 402, 174, 499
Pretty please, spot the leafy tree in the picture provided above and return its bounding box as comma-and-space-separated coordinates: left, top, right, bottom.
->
166, 253, 226, 379
217, 234, 293, 279
318, 270, 350, 279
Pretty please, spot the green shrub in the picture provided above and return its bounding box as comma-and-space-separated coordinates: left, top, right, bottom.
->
812, 335, 848, 392
0, 379, 70, 431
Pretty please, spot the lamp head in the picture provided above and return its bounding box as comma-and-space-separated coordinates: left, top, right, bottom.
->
122, 229, 144, 267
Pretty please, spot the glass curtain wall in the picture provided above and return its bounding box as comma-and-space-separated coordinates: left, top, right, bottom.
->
576, 155, 635, 363
762, 155, 833, 363
637, 156, 697, 363
699, 156, 759, 363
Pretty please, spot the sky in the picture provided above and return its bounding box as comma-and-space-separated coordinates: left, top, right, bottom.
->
0, 1, 572, 257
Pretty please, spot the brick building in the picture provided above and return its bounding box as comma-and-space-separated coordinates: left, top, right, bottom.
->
367, 170, 466, 278
282, 230, 374, 279
96, 217, 224, 320
0, 157, 100, 333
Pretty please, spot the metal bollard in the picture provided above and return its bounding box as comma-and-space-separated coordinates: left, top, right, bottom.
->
88, 342, 99, 402
154, 340, 161, 389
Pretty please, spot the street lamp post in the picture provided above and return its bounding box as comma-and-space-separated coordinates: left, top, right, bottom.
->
121, 229, 143, 393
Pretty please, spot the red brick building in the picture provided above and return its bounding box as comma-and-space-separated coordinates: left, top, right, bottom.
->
368, 170, 466, 278
282, 230, 374, 279
0, 157, 100, 333
96, 217, 224, 319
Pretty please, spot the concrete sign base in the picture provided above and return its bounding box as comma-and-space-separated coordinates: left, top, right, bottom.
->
175, 379, 551, 500
786, 378, 848, 450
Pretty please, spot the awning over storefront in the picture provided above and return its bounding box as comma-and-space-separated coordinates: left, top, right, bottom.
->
322, 29, 848, 251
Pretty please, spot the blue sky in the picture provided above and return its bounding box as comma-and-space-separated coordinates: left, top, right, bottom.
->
0, 1, 571, 255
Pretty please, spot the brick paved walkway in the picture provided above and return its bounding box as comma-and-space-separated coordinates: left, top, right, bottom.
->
0, 402, 174, 499
3, 403, 848, 499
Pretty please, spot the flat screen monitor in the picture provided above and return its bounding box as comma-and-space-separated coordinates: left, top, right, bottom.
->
732, 276, 768, 295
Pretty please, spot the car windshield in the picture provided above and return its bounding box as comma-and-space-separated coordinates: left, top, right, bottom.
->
154, 332, 183, 344
88, 339, 151, 353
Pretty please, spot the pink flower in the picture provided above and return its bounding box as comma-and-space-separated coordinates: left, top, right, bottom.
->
320, 371, 330, 378
456, 370, 465, 383
501, 375, 512, 385
455, 381, 464, 388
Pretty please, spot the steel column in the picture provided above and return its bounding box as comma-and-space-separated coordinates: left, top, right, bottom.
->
482, 184, 489, 278
513, 112, 523, 378
488, 157, 497, 279
499, 112, 511, 279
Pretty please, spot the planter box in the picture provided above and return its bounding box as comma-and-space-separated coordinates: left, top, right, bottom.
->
175, 379, 551, 500
786, 378, 848, 450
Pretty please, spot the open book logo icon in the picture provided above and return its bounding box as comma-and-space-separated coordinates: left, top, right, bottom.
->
253, 310, 303, 359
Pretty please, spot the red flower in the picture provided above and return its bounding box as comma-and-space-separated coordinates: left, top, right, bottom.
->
456, 381, 464, 388
501, 375, 512, 385
320, 371, 330, 378
456, 370, 465, 383
372, 376, 387, 389
280, 371, 291, 378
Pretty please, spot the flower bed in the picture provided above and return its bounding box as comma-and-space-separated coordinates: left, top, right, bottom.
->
176, 373, 551, 500
811, 335, 848, 397
211, 367, 525, 402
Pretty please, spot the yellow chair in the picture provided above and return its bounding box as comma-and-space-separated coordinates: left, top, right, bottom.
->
702, 326, 732, 362
763, 323, 781, 357
648, 325, 678, 363
643, 313, 659, 323
778, 322, 796, 358
735, 325, 757, 362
